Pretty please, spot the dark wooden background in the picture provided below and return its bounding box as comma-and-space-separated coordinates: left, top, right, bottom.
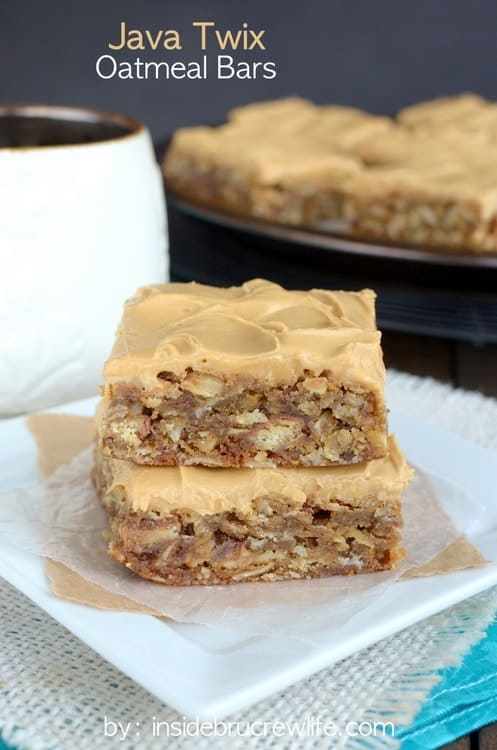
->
383, 332, 497, 399
442, 725, 497, 749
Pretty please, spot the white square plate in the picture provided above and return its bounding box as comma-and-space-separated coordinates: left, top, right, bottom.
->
0, 398, 496, 719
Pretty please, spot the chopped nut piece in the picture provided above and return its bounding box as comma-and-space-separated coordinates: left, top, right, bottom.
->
302, 376, 328, 394
182, 372, 225, 397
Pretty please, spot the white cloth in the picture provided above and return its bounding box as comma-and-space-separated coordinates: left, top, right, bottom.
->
1, 370, 497, 750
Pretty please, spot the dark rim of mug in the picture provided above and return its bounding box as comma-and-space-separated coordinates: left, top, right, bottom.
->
0, 103, 145, 150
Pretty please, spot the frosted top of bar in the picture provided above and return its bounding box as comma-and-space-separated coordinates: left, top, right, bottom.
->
342, 151, 497, 215
104, 435, 412, 515
103, 279, 386, 395
166, 99, 392, 183
167, 124, 362, 184
398, 93, 488, 129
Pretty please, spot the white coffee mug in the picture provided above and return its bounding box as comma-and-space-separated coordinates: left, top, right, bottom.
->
0, 104, 168, 416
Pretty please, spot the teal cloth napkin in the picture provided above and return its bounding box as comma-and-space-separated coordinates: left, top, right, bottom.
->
399, 612, 497, 748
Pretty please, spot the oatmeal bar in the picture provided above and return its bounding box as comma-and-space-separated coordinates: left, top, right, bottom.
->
163, 99, 395, 225
399, 94, 497, 144
98, 279, 388, 468
228, 96, 318, 130
163, 123, 361, 225
94, 436, 412, 585
303, 105, 394, 153
397, 93, 489, 131
351, 127, 462, 168
228, 98, 393, 151
343, 143, 497, 252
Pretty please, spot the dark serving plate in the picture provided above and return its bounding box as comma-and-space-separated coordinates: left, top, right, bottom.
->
164, 188, 497, 345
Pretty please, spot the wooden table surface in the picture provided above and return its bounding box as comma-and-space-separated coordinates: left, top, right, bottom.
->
382, 331, 497, 399
383, 330, 497, 749
440, 723, 497, 749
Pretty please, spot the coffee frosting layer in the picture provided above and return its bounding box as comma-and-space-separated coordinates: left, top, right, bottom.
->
103, 436, 412, 515
103, 279, 385, 394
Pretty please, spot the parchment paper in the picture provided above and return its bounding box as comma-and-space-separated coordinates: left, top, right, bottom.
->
0, 413, 486, 641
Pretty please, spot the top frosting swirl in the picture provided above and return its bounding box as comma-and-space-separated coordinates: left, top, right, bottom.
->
104, 279, 385, 394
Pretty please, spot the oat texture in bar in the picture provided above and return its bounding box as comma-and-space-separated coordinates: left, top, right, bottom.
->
98, 279, 388, 468
94, 436, 412, 585
163, 98, 392, 226
343, 139, 497, 253
163, 123, 361, 225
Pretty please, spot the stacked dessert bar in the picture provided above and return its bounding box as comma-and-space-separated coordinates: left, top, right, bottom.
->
95, 279, 413, 585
